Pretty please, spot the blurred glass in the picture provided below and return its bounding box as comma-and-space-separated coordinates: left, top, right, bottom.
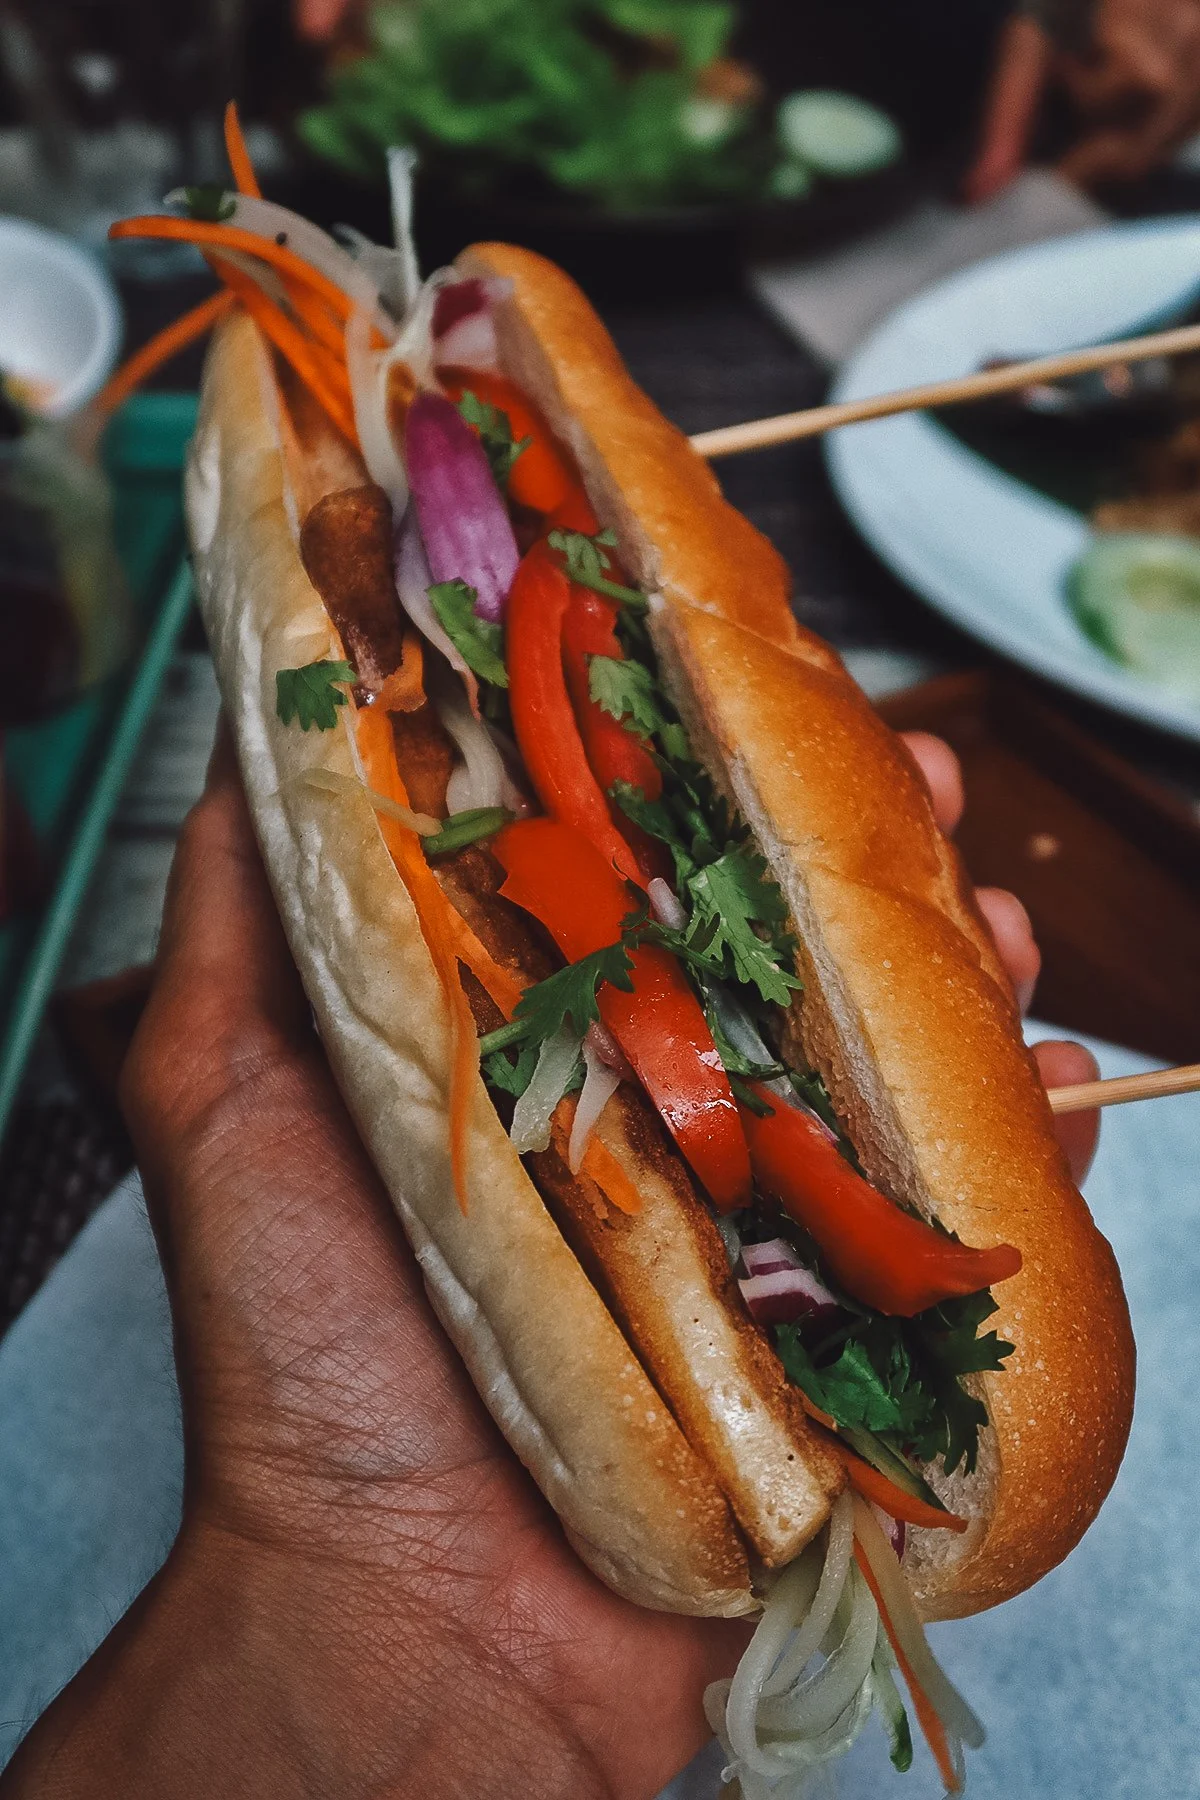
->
0, 410, 130, 726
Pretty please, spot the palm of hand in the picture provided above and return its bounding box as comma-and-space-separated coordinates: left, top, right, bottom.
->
123, 747, 743, 1800
117, 728, 1095, 1800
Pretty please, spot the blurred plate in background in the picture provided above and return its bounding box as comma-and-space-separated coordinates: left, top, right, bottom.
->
826, 216, 1200, 744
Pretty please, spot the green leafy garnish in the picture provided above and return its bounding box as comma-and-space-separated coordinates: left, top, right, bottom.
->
457, 389, 531, 491
180, 184, 235, 222
477, 938, 637, 1058
428, 581, 509, 688
684, 849, 801, 1007
776, 1287, 1013, 1476
482, 1043, 540, 1098
548, 527, 647, 609
588, 655, 670, 738
423, 806, 513, 857
275, 660, 355, 732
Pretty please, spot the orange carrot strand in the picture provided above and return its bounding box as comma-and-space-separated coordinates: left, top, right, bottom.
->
853, 1544, 961, 1793
93, 289, 235, 420
209, 255, 356, 442
223, 100, 262, 198
109, 217, 354, 323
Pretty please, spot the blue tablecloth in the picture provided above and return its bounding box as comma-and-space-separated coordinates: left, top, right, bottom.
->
2, 1029, 1197, 1799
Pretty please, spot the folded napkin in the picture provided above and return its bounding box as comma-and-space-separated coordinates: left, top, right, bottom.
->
752, 170, 1106, 367
1, 1028, 1194, 1799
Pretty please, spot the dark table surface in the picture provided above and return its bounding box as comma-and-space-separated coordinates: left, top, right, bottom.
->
4, 253, 1200, 1335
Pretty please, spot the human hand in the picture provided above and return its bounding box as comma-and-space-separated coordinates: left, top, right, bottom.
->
1, 724, 1099, 1800
965, 0, 1200, 200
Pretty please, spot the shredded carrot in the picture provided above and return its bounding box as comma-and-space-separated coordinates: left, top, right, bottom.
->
93, 289, 235, 420
578, 1129, 643, 1217
209, 254, 357, 442
854, 1543, 961, 1793
375, 630, 426, 713
278, 279, 346, 358
223, 100, 262, 198
797, 1391, 838, 1433
357, 706, 479, 1210
109, 217, 356, 324
837, 1449, 968, 1534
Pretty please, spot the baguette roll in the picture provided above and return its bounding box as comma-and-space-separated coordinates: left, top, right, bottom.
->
186, 242, 1134, 1628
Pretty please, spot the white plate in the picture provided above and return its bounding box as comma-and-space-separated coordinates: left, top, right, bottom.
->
826, 215, 1200, 743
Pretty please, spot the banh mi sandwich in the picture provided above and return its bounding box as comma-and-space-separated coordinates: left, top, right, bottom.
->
112, 117, 1134, 1797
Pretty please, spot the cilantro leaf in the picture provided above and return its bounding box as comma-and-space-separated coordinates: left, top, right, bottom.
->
428, 581, 509, 687
484, 1042, 584, 1100
547, 527, 647, 609
482, 1043, 540, 1098
477, 939, 636, 1058
456, 389, 531, 491
181, 184, 235, 221
275, 660, 355, 731
685, 849, 801, 1007
588, 655, 668, 739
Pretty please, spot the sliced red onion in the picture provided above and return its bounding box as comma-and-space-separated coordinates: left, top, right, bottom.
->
511, 1024, 582, 1155
738, 1265, 843, 1327
648, 876, 686, 930
345, 306, 408, 512
871, 1503, 906, 1562
393, 511, 478, 709
741, 1237, 805, 1278
584, 1019, 636, 1082
568, 1039, 623, 1173
405, 391, 519, 622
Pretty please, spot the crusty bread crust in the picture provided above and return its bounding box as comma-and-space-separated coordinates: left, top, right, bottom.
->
187, 312, 758, 1618
462, 241, 1135, 1620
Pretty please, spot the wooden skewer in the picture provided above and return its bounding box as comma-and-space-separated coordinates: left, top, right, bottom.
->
1047, 1061, 1200, 1115
688, 318, 1200, 459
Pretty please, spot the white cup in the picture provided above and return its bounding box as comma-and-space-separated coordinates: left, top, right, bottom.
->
0, 216, 122, 418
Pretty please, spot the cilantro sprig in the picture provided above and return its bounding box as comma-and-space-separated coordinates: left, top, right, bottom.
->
477, 937, 637, 1058
428, 580, 509, 688
275, 660, 355, 732
456, 389, 531, 492
776, 1287, 1013, 1476
180, 184, 235, 222
548, 527, 647, 609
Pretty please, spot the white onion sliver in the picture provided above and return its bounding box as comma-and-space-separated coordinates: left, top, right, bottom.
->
394, 513, 477, 703
763, 1493, 855, 1698
387, 146, 422, 320
174, 191, 395, 336
298, 767, 438, 835
851, 1496, 985, 1749
723, 1549, 825, 1777
345, 306, 409, 512
647, 876, 686, 930
568, 1041, 622, 1173
436, 681, 508, 813
756, 1562, 878, 1742
510, 1025, 582, 1155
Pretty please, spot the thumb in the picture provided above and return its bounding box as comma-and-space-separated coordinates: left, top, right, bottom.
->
963, 13, 1054, 203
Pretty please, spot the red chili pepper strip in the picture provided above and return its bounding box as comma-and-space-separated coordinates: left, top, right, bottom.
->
562, 587, 663, 799
494, 817, 752, 1212
506, 546, 643, 885
440, 368, 575, 516
739, 1083, 1021, 1316
548, 488, 599, 533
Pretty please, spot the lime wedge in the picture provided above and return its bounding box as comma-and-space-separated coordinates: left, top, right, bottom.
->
1067, 532, 1200, 701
